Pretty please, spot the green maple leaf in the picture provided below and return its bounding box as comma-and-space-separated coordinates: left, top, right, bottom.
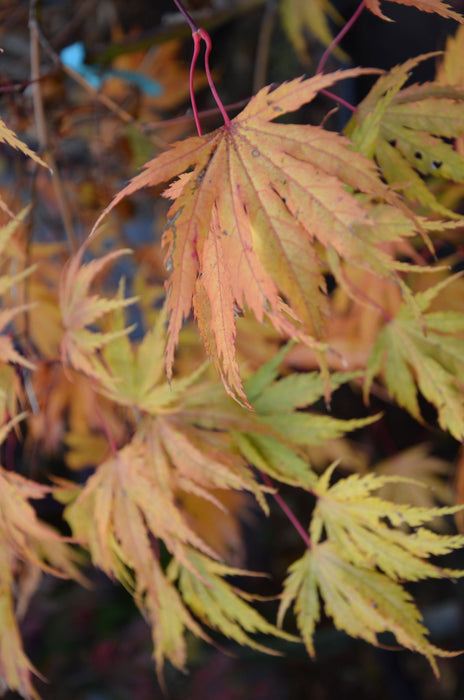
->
346, 54, 464, 218
364, 276, 464, 440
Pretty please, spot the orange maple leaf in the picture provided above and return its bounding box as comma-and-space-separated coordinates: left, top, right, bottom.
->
91, 69, 417, 406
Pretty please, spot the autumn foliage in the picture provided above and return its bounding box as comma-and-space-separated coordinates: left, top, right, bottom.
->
2, 0, 464, 696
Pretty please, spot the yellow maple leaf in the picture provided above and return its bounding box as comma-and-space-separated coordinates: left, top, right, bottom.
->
436, 24, 464, 87
312, 464, 464, 579
171, 549, 296, 656
0, 118, 46, 170
279, 464, 464, 673
0, 118, 47, 219
279, 0, 347, 62
279, 541, 461, 674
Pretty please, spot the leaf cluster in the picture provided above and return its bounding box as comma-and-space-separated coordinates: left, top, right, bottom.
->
1, 4, 464, 699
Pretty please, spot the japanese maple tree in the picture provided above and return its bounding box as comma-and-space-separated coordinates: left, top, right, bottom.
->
1, 0, 464, 697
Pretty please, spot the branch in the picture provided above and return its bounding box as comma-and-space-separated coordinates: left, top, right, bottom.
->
29, 0, 77, 253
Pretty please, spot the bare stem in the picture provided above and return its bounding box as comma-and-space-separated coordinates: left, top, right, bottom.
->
320, 89, 357, 113
171, 0, 200, 33
200, 29, 230, 128
260, 472, 312, 549
316, 0, 366, 75
172, 0, 229, 133
190, 31, 203, 136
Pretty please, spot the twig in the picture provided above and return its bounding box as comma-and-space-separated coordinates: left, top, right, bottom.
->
35, 24, 167, 150
29, 0, 77, 253
316, 0, 366, 75
143, 98, 250, 132
253, 0, 278, 93
91, 0, 267, 64
171, 0, 200, 33
29, 3, 47, 151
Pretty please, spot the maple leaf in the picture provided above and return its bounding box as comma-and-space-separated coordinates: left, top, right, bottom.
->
436, 24, 464, 87
0, 121, 47, 217
364, 0, 464, 22
62, 404, 289, 671
61, 430, 213, 678
225, 343, 379, 488
165, 342, 378, 491
97, 295, 211, 414
62, 333, 386, 671
374, 444, 454, 515
346, 54, 464, 218
176, 489, 253, 566
279, 0, 347, 62
170, 549, 296, 655
0, 416, 83, 699
59, 248, 138, 382
143, 556, 208, 676
27, 362, 127, 469
0, 210, 40, 428
364, 276, 464, 441
311, 464, 464, 578
63, 431, 220, 574
278, 464, 464, 673
22, 241, 67, 360
65, 305, 262, 491
61, 455, 207, 676
436, 25, 464, 158
91, 68, 420, 405
0, 119, 47, 170
278, 541, 461, 675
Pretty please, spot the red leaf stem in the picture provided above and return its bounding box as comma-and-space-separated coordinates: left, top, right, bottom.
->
316, 0, 366, 75
260, 471, 312, 549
